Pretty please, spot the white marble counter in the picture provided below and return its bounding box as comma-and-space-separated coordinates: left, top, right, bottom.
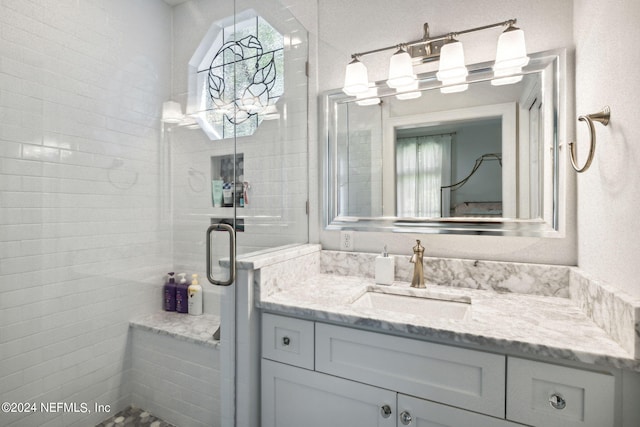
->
130, 312, 221, 349
257, 272, 640, 372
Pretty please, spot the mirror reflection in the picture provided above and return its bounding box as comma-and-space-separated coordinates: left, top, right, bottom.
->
324, 50, 564, 235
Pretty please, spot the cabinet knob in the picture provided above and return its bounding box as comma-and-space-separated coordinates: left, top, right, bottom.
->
282, 336, 290, 346
380, 404, 392, 418
400, 411, 412, 425
549, 393, 566, 410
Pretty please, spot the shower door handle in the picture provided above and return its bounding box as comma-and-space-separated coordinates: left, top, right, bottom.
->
206, 223, 236, 286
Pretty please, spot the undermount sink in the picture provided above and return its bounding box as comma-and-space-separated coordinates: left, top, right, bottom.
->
351, 290, 471, 321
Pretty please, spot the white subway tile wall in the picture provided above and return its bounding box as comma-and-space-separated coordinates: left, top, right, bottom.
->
0, 1, 172, 426
130, 329, 221, 427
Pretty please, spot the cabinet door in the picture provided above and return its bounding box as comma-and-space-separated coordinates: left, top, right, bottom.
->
262, 359, 396, 427
398, 394, 528, 427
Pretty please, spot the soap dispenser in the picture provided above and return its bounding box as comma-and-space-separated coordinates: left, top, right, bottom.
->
175, 273, 189, 313
188, 273, 203, 316
375, 245, 394, 285
163, 272, 176, 311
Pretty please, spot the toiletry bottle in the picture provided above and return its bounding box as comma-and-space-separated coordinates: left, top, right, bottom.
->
175, 273, 189, 313
212, 179, 224, 207
163, 272, 176, 311
375, 245, 395, 285
188, 273, 203, 316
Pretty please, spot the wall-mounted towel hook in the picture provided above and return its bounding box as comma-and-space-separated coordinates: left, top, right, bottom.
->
569, 106, 610, 173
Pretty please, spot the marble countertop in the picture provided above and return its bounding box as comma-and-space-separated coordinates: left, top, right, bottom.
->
130, 312, 221, 349
258, 273, 640, 372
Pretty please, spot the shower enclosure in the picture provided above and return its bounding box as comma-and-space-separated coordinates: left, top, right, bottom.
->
167, 1, 309, 425
0, 0, 308, 426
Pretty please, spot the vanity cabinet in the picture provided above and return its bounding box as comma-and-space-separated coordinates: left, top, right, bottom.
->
261, 313, 616, 427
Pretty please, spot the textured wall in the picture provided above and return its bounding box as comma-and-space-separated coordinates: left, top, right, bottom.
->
574, 1, 640, 298
0, 1, 172, 425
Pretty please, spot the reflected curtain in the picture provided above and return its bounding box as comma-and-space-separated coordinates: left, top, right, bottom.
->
396, 134, 452, 217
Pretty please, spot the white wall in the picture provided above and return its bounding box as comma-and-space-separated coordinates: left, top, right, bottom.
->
316, 0, 577, 265
0, 1, 172, 426
574, 1, 640, 298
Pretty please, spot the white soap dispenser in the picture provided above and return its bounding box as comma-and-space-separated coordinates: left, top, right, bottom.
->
375, 245, 394, 285
188, 273, 203, 316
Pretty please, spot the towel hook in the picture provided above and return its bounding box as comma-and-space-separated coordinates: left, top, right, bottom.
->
569, 106, 610, 173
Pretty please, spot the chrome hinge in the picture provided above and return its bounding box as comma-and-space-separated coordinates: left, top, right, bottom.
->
305, 61, 309, 77
305, 200, 309, 215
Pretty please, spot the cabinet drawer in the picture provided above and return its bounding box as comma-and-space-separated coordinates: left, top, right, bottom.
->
262, 313, 314, 369
315, 323, 506, 418
506, 357, 615, 427
399, 394, 526, 427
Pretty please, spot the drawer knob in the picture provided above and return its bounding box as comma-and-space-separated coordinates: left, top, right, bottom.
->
380, 404, 392, 418
549, 393, 566, 410
400, 411, 412, 425
282, 336, 291, 346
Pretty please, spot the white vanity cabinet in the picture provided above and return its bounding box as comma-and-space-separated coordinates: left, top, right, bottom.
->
261, 313, 618, 427
262, 358, 396, 427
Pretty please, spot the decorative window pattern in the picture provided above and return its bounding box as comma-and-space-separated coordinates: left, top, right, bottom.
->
195, 15, 284, 140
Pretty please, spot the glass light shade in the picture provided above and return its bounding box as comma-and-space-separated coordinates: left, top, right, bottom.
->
440, 83, 469, 94
396, 80, 421, 100
386, 49, 415, 88
491, 66, 524, 86
343, 58, 369, 96
356, 87, 380, 106
162, 101, 184, 124
436, 40, 468, 82
494, 27, 530, 71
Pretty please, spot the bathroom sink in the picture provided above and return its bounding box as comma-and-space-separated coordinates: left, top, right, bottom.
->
351, 290, 471, 321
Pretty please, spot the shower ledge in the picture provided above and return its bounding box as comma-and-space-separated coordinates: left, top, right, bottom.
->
130, 312, 221, 349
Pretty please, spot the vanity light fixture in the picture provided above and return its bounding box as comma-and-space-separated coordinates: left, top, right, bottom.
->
436, 38, 469, 93
492, 22, 529, 86
342, 19, 529, 99
386, 47, 415, 89
342, 57, 370, 95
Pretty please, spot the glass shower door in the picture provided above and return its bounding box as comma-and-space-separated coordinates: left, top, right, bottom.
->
168, 1, 308, 425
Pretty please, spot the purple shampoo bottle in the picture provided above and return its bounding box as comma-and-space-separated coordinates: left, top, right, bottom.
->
175, 273, 189, 313
163, 272, 176, 311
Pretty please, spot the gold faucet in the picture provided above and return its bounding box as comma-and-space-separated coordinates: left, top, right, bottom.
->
410, 240, 425, 288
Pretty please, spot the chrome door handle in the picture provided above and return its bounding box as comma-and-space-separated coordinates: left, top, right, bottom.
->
400, 411, 412, 425
206, 223, 236, 286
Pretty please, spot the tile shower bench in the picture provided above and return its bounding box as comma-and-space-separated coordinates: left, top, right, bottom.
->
128, 312, 221, 427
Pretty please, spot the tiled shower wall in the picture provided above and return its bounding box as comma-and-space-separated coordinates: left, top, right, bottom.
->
0, 1, 172, 426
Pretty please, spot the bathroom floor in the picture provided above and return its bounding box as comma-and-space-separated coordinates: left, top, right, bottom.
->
95, 406, 176, 427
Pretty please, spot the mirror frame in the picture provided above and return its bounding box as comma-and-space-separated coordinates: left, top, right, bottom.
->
321, 49, 567, 237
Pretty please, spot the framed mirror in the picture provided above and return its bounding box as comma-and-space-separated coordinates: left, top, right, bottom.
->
322, 49, 566, 236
